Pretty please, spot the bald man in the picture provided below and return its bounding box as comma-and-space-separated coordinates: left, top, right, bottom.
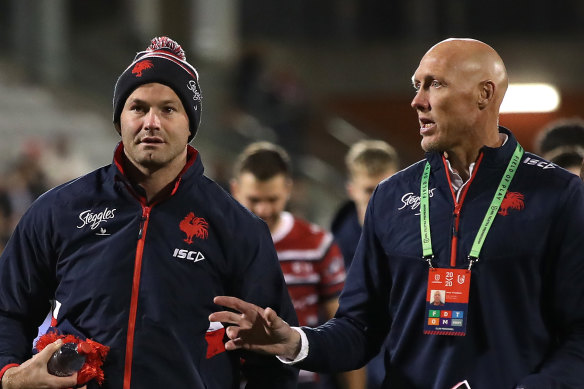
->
211, 38, 584, 388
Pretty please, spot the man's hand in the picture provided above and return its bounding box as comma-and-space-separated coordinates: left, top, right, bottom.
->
209, 296, 301, 360
2, 339, 85, 389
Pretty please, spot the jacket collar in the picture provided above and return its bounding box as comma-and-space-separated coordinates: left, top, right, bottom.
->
110, 142, 204, 196
425, 126, 519, 172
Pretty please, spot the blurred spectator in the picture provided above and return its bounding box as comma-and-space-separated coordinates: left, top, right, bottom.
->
14, 139, 48, 200
0, 133, 95, 254
0, 140, 50, 253
535, 117, 584, 174
5, 144, 48, 226
40, 132, 93, 188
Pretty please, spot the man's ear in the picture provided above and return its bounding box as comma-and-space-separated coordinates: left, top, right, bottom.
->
478, 80, 495, 109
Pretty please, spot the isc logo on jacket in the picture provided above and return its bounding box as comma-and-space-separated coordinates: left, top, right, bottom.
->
172, 248, 205, 262
173, 211, 208, 263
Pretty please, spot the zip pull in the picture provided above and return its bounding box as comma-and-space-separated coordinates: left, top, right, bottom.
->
138, 207, 151, 239
451, 202, 463, 235
138, 218, 145, 239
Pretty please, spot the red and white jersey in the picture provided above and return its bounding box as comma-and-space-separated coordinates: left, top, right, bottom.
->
272, 212, 346, 384
272, 212, 346, 327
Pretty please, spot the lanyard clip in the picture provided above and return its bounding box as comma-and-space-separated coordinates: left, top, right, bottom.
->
467, 256, 479, 270
424, 255, 435, 269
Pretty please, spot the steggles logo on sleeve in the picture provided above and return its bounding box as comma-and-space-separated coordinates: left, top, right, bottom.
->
179, 212, 209, 244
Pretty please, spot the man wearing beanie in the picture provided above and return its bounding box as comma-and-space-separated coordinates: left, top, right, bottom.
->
0, 37, 298, 389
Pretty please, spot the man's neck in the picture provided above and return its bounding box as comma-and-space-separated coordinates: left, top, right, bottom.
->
444, 151, 475, 182
445, 131, 505, 182
136, 173, 175, 204
124, 159, 186, 204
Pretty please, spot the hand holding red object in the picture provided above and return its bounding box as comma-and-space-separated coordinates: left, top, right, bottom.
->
35, 332, 109, 386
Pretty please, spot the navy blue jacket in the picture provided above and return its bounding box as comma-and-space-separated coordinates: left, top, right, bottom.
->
298, 128, 584, 389
0, 144, 298, 389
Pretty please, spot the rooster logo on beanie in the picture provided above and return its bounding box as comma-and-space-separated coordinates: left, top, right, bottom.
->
131, 60, 153, 77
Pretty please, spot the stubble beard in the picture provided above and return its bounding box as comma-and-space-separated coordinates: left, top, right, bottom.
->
421, 137, 440, 153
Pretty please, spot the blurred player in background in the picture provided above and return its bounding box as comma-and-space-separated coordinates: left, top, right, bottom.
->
535, 117, 584, 175
330, 139, 398, 389
231, 141, 365, 389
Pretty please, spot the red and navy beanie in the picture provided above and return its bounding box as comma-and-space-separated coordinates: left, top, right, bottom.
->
113, 36, 203, 141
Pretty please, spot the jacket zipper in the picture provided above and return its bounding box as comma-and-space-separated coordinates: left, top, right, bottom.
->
124, 205, 151, 389
442, 153, 484, 267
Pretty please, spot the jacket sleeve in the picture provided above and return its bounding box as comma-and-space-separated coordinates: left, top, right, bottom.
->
0, 203, 54, 372
517, 177, 584, 389
298, 187, 391, 373
234, 220, 299, 389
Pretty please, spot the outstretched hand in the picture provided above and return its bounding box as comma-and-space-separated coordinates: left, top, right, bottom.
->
209, 296, 301, 360
1, 339, 85, 389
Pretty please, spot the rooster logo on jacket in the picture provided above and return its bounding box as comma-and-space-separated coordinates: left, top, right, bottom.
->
179, 212, 209, 244
132, 60, 153, 77
498, 192, 525, 216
